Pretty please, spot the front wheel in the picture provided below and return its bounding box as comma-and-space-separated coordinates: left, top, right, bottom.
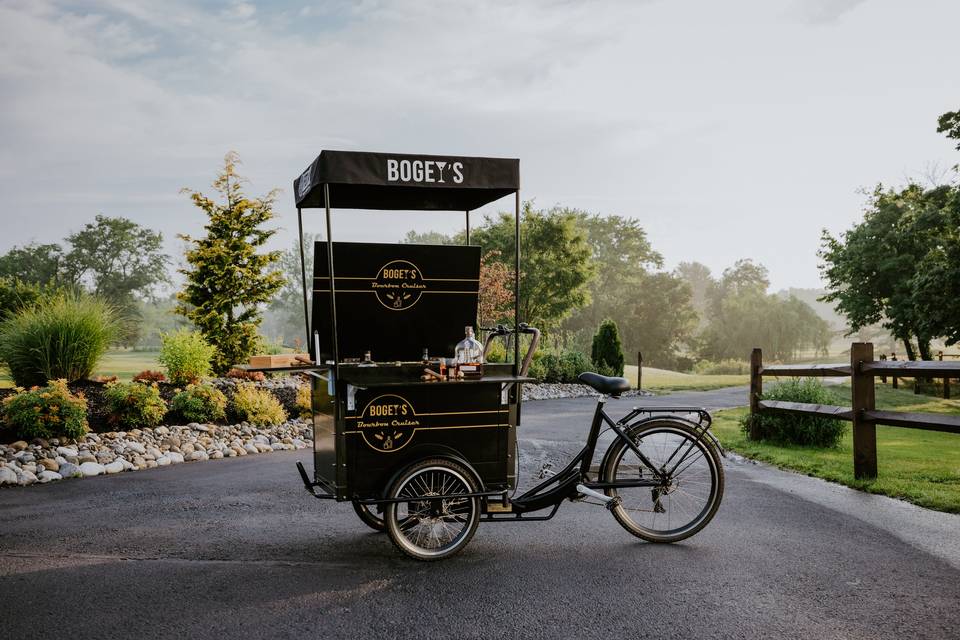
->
384, 458, 481, 561
602, 419, 723, 543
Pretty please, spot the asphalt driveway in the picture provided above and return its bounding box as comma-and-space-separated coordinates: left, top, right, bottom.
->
1, 388, 958, 639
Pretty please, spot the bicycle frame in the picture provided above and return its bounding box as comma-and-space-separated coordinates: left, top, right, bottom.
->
483, 397, 717, 521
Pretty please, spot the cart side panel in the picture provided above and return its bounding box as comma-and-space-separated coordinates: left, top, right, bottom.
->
311, 374, 343, 496
343, 382, 510, 498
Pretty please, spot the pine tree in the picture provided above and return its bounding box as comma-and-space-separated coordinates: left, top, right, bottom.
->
591, 318, 625, 377
177, 152, 285, 374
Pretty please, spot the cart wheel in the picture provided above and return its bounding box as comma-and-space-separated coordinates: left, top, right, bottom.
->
384, 458, 480, 561
352, 500, 386, 532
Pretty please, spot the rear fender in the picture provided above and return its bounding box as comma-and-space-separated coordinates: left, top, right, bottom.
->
599, 415, 724, 479
377, 444, 484, 500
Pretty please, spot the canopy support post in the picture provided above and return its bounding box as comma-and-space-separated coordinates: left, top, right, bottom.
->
514, 191, 521, 372
465, 210, 470, 245
297, 207, 310, 354
324, 183, 339, 368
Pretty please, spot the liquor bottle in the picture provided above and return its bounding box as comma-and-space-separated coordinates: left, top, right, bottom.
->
455, 326, 484, 379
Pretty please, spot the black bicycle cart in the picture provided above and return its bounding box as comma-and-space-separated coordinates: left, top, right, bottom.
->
252, 150, 724, 560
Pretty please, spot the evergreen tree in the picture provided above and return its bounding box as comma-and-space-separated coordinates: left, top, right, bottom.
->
591, 319, 625, 376
177, 152, 285, 374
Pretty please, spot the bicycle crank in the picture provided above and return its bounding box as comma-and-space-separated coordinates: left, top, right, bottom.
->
576, 484, 623, 511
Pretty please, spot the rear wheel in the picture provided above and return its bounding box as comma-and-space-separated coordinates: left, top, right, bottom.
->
352, 500, 386, 532
384, 458, 480, 561
602, 420, 723, 543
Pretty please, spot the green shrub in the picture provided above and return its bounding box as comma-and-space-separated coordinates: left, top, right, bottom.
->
103, 381, 167, 428
2, 379, 88, 440
694, 359, 750, 375
485, 338, 507, 363
529, 349, 590, 383
158, 329, 215, 385
231, 383, 287, 426
171, 384, 227, 423
295, 383, 312, 419
0, 294, 117, 388
591, 319, 624, 377
740, 379, 846, 447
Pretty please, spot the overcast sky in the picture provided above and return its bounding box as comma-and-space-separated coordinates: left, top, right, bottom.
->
1, 0, 957, 291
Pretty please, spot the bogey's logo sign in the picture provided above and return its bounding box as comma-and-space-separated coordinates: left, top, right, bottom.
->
356, 394, 419, 452
371, 259, 426, 310
386, 158, 464, 184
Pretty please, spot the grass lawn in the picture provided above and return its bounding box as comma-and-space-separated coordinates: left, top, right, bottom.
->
712, 384, 960, 513
0, 349, 160, 388
624, 364, 750, 392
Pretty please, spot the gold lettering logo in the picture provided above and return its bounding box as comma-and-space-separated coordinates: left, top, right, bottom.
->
357, 394, 419, 452
371, 260, 426, 310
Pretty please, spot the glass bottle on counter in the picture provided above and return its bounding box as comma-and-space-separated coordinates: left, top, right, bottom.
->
455, 326, 484, 379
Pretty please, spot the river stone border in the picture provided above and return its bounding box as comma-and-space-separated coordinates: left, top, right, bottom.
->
0, 419, 312, 487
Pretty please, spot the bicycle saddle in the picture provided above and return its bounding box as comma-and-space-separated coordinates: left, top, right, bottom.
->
578, 372, 631, 397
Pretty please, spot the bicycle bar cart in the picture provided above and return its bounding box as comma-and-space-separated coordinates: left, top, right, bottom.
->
251, 150, 724, 561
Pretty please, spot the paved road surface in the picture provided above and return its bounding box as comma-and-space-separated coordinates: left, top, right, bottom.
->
2, 388, 959, 639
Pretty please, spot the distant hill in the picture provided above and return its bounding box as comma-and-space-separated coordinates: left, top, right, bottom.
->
777, 288, 847, 330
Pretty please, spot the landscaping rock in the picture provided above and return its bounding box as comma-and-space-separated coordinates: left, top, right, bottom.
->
126, 441, 146, 455
0, 467, 18, 485
58, 463, 83, 478
39, 459, 59, 472
156, 456, 172, 467
10, 441, 28, 452
17, 469, 38, 485
104, 460, 125, 474
166, 452, 185, 464
37, 470, 62, 483
79, 462, 105, 477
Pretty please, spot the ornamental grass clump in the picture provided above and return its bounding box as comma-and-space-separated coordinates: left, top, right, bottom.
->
0, 294, 117, 388
103, 381, 167, 428
171, 384, 227, 424
158, 329, 215, 385
230, 383, 287, 426
2, 379, 88, 440
740, 378, 846, 448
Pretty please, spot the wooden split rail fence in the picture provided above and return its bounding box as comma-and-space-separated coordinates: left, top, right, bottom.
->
749, 343, 960, 480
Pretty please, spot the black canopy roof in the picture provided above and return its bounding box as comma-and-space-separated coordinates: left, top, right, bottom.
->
294, 150, 519, 211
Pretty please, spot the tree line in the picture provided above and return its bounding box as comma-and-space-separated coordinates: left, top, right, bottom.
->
396, 205, 831, 368
2, 151, 839, 375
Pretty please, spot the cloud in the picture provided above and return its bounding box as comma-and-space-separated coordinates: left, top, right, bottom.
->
792, 0, 869, 25
0, 0, 957, 291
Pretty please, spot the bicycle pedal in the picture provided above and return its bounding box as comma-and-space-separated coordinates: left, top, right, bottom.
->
535, 462, 556, 479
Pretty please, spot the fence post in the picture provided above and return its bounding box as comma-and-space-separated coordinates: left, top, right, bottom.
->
891, 352, 898, 389
941, 351, 951, 400
749, 348, 762, 440
851, 342, 877, 480
637, 351, 643, 390
879, 354, 887, 383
